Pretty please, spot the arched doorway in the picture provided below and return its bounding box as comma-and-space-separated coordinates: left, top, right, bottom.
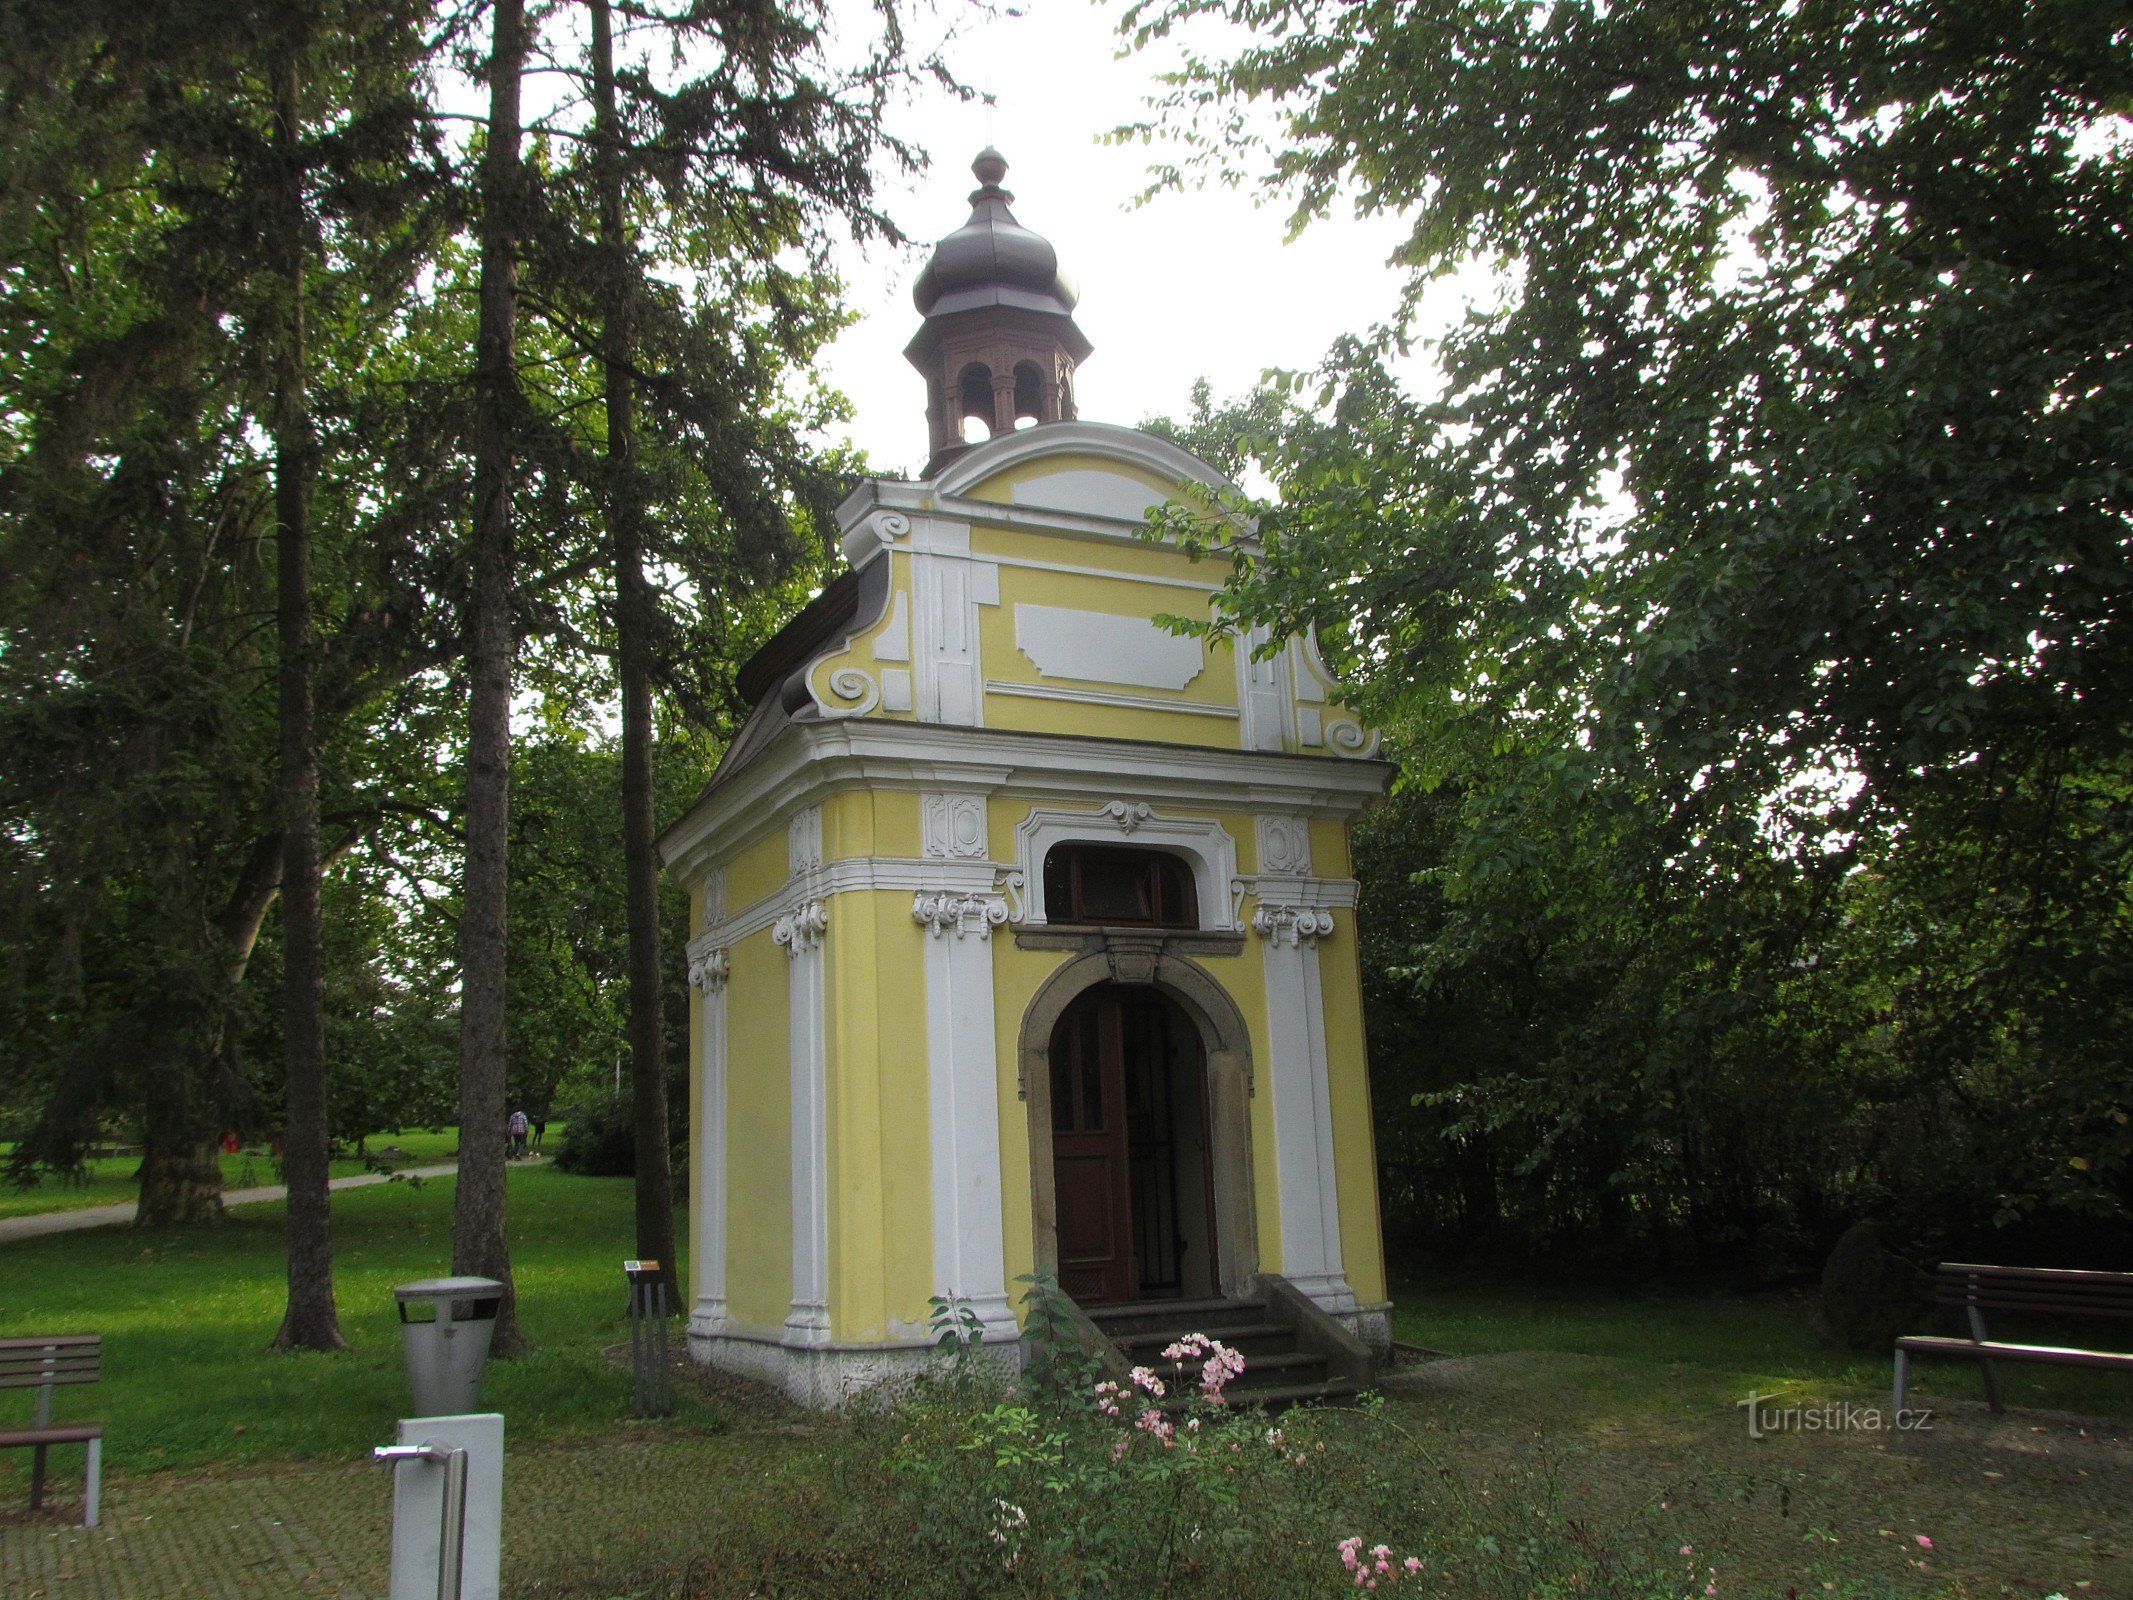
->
1049, 984, 1217, 1304
1022, 950, 1259, 1304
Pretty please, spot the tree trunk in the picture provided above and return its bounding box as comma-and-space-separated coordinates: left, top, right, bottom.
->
269, 46, 345, 1354
455, 0, 529, 1354
134, 837, 287, 1227
137, 1140, 227, 1226
137, 1025, 228, 1229
590, 0, 679, 1310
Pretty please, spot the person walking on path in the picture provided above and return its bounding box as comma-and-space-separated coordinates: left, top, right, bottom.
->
507, 1108, 529, 1159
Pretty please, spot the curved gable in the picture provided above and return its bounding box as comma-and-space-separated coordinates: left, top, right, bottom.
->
698, 421, 1376, 800
932, 420, 1253, 538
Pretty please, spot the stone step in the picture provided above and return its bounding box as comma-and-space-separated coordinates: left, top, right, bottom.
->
1225, 1349, 1328, 1383
1161, 1373, 1361, 1414
1217, 1351, 1332, 1398
1139, 1346, 1328, 1397
1112, 1321, 1296, 1359
1083, 1296, 1269, 1338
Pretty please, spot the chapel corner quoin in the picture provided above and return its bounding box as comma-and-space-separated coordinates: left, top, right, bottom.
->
654, 150, 1394, 1408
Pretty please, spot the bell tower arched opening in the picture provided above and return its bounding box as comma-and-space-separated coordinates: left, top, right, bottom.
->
1012, 361, 1045, 429
958, 362, 996, 442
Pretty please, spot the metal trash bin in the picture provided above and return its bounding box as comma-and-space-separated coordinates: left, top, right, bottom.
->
394, 1277, 504, 1417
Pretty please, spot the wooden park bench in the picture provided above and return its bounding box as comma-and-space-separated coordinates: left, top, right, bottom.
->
0, 1334, 103, 1525
1894, 1263, 2133, 1418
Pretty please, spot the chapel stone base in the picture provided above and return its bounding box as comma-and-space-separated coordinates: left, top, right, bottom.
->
687, 1324, 1022, 1410
688, 1288, 1390, 1410
1283, 1272, 1393, 1359
1340, 1302, 1394, 1355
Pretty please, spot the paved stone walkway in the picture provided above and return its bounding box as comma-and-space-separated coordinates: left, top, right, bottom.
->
0, 1311, 784, 1600
0, 1166, 472, 1246
1, 1458, 383, 1600
0, 1430, 805, 1600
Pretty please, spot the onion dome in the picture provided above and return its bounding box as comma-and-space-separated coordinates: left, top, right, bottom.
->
912, 148, 1081, 320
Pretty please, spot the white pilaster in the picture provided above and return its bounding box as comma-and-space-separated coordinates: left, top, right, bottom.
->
913, 791, 1018, 1343
910, 521, 999, 727
686, 925, 731, 1339
1254, 886, 1354, 1313
914, 890, 1018, 1342
776, 807, 832, 1346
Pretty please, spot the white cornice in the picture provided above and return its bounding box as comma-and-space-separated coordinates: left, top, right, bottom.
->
834, 422, 1261, 573
1247, 876, 1359, 911
683, 851, 1356, 955
687, 856, 1006, 952
931, 422, 1247, 509
656, 719, 1390, 885
842, 486, 1252, 573
984, 680, 1240, 719
938, 493, 1252, 552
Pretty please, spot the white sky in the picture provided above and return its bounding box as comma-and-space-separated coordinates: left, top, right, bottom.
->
816, 0, 1433, 477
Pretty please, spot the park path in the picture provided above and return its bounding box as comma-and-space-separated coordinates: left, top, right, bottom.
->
0, 1163, 485, 1246
0, 1432, 778, 1600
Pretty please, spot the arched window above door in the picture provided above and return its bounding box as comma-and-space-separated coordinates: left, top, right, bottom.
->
1041, 843, 1199, 929
1013, 805, 1241, 932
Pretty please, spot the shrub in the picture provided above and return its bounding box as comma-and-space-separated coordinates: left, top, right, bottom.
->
1819, 1220, 1930, 1349
552, 1094, 637, 1177
807, 1281, 1736, 1600
552, 1074, 688, 1183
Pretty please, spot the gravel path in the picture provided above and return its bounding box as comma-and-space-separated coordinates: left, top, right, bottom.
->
0, 1165, 474, 1246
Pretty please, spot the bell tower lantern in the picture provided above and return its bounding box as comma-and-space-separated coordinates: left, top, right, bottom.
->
906, 149, 1093, 473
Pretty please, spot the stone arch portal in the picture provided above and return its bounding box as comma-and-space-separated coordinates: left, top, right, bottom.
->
1020, 946, 1259, 1302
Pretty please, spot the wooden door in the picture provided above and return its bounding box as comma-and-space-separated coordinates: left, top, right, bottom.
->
1120, 992, 1186, 1297
1050, 990, 1136, 1304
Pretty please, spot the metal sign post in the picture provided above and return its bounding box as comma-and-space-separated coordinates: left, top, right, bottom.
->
623, 1259, 672, 1417
375, 1413, 504, 1600
375, 1443, 467, 1600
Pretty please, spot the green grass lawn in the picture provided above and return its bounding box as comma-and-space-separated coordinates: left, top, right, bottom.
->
3, 1218, 2126, 1598
0, 1127, 486, 1220
4, 1192, 2127, 1485
1390, 1268, 2133, 1419
0, 1162, 714, 1480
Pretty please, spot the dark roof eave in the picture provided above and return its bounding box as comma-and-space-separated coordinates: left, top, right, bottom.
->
733, 568, 864, 708
903, 302, 1094, 366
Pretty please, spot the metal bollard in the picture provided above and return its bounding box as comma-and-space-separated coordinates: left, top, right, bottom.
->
375, 1444, 468, 1600
624, 1259, 672, 1418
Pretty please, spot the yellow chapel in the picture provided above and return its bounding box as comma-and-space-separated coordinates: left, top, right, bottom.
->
657, 150, 1393, 1406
